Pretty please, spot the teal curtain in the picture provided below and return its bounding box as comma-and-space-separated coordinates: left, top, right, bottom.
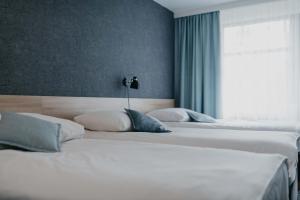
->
174, 11, 220, 117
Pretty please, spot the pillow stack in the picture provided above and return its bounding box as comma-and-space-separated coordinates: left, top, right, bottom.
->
147, 108, 216, 123
0, 112, 61, 152
21, 113, 85, 142
0, 112, 85, 152
125, 109, 171, 133
74, 110, 171, 133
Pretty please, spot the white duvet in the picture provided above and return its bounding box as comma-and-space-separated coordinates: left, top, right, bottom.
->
0, 139, 287, 200
85, 128, 299, 182
165, 120, 300, 133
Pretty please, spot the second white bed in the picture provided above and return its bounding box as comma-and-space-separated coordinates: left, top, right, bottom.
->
85, 127, 299, 185
165, 120, 300, 133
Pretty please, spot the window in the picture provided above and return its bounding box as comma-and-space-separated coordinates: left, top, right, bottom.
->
220, 1, 300, 121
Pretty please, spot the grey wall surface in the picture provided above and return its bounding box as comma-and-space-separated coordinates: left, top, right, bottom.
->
0, 0, 174, 98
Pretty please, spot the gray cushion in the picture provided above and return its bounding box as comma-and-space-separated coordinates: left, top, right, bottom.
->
0, 112, 61, 152
186, 110, 216, 123
0, 144, 27, 151
125, 109, 171, 133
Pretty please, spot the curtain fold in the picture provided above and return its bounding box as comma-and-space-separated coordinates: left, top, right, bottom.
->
175, 12, 220, 117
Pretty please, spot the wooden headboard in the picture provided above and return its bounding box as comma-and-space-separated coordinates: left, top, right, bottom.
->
0, 95, 175, 119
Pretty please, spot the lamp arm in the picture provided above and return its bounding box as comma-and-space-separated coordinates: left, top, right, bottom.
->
126, 85, 131, 109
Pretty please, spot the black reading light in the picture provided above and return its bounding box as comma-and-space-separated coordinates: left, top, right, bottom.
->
130, 76, 139, 89
122, 76, 139, 109
122, 76, 139, 89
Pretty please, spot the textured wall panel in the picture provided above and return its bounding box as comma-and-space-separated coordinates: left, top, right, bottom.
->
0, 0, 174, 98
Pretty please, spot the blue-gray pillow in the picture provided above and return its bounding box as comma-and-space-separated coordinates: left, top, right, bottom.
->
186, 110, 216, 123
0, 112, 61, 152
0, 144, 28, 151
125, 109, 171, 133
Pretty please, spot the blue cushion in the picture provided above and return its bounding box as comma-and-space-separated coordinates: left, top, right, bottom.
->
0, 144, 27, 151
125, 109, 171, 133
186, 110, 216, 123
0, 112, 61, 152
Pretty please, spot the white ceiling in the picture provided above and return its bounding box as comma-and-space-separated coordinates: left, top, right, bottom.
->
153, 0, 276, 18
154, 0, 239, 11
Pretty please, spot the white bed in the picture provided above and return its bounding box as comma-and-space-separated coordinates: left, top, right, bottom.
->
165, 120, 300, 133
0, 96, 295, 199
0, 138, 289, 200
84, 128, 299, 185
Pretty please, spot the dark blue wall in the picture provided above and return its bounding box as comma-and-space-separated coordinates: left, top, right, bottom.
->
0, 0, 174, 98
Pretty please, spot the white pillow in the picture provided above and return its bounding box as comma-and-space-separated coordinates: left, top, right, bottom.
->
147, 108, 190, 122
20, 113, 85, 142
74, 111, 132, 132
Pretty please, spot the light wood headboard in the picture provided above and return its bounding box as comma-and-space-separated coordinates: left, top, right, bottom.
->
0, 95, 175, 119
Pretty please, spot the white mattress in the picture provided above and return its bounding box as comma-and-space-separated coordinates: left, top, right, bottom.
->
165, 120, 300, 133
85, 127, 299, 183
0, 139, 288, 200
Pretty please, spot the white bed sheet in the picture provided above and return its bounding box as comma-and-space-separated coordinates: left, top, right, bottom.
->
0, 139, 288, 200
165, 120, 300, 133
85, 128, 299, 183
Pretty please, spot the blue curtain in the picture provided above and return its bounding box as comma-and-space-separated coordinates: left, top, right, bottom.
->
174, 11, 220, 117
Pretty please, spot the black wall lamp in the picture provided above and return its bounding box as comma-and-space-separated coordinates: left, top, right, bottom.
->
122, 76, 139, 109
122, 76, 139, 89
